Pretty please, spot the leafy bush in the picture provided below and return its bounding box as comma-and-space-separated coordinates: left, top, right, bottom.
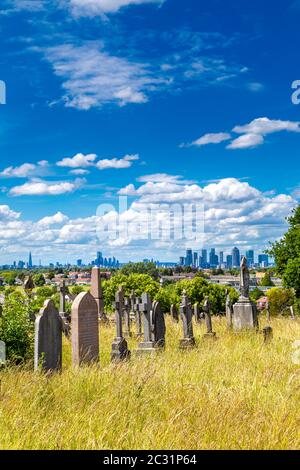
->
0, 291, 34, 363
103, 273, 160, 312
267, 287, 295, 316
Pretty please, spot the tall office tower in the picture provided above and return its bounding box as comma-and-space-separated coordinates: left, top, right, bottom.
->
209, 248, 218, 268
77, 259, 82, 267
219, 251, 224, 265
95, 251, 103, 266
232, 247, 240, 267
258, 254, 269, 267
28, 252, 33, 269
246, 250, 254, 267
201, 249, 208, 265
226, 255, 233, 269
179, 257, 185, 266
193, 252, 198, 267
185, 249, 193, 267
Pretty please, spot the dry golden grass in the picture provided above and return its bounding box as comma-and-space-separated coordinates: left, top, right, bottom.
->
1, 317, 300, 450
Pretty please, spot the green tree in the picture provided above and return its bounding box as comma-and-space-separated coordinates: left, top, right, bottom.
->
250, 287, 265, 302
268, 205, 300, 295
267, 287, 295, 316
70, 286, 85, 296
259, 272, 274, 287
0, 291, 34, 362
33, 273, 46, 287
120, 262, 159, 280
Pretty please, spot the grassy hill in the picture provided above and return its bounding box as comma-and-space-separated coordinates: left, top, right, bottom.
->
0, 317, 300, 450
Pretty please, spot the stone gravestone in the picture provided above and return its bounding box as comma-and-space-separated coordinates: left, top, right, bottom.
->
170, 304, 179, 323
152, 301, 166, 349
266, 302, 271, 322
290, 306, 296, 320
111, 287, 130, 362
59, 280, 68, 319
137, 293, 157, 354
262, 326, 273, 344
203, 296, 216, 339
90, 267, 107, 322
71, 292, 99, 366
233, 257, 259, 330
179, 291, 195, 349
194, 303, 202, 324
226, 292, 233, 329
130, 290, 136, 319
23, 275, 34, 291
34, 299, 63, 373
123, 297, 132, 338
135, 296, 143, 337
0, 340, 6, 366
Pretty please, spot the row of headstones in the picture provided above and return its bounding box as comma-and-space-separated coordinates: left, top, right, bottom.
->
33, 288, 219, 373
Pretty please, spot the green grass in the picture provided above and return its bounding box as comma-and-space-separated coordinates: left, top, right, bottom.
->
0, 317, 300, 450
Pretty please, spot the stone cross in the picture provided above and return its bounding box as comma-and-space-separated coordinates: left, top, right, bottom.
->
59, 280, 68, 317
170, 304, 179, 323
34, 299, 63, 373
179, 291, 195, 349
135, 296, 143, 337
90, 267, 106, 322
0, 340, 6, 366
194, 303, 202, 324
152, 301, 166, 349
137, 293, 156, 354
203, 296, 216, 338
71, 292, 99, 366
226, 293, 233, 329
123, 297, 132, 338
111, 287, 130, 362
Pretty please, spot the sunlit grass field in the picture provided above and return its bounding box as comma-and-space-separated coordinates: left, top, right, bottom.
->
1, 317, 300, 450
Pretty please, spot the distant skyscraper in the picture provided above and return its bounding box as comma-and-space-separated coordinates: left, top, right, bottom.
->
193, 252, 198, 267
219, 251, 224, 265
258, 254, 269, 267
77, 259, 82, 267
201, 249, 207, 265
185, 249, 193, 266
28, 252, 33, 269
232, 247, 240, 267
246, 250, 254, 267
209, 248, 218, 267
226, 255, 233, 268
179, 256, 185, 266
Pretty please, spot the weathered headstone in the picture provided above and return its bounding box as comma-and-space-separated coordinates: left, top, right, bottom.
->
290, 306, 296, 320
266, 302, 271, 322
152, 301, 166, 349
90, 267, 107, 322
59, 280, 68, 318
226, 293, 233, 329
179, 291, 195, 349
203, 296, 216, 339
262, 326, 273, 344
137, 293, 157, 354
34, 299, 63, 373
135, 296, 143, 337
23, 275, 34, 290
71, 292, 99, 366
130, 290, 136, 318
194, 303, 202, 324
233, 257, 259, 330
123, 297, 132, 337
170, 304, 179, 323
0, 340, 6, 366
111, 287, 130, 362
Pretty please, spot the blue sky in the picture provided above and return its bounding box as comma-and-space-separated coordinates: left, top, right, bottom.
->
0, 0, 299, 264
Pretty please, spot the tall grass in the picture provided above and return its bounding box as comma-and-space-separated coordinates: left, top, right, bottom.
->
0, 317, 300, 450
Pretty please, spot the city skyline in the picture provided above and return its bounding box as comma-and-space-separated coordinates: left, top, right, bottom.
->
0, 0, 299, 263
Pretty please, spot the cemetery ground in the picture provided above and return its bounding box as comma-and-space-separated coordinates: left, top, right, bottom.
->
1, 316, 300, 450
